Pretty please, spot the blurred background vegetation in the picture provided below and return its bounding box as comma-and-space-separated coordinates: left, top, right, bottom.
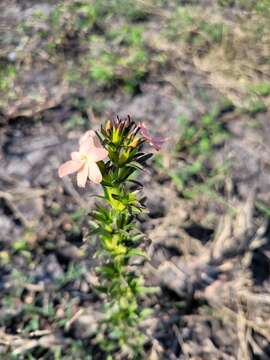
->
1, 0, 270, 359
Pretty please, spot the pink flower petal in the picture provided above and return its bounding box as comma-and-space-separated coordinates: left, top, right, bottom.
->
88, 162, 102, 184
79, 138, 93, 154
79, 130, 105, 154
90, 147, 108, 162
150, 142, 161, 151
152, 136, 165, 142
139, 122, 167, 151
150, 136, 166, 150
71, 151, 81, 160
58, 160, 83, 178
79, 130, 96, 146
77, 163, 88, 187
139, 122, 150, 135
92, 133, 104, 149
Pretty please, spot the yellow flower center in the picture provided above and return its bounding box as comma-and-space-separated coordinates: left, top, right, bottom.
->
80, 153, 93, 163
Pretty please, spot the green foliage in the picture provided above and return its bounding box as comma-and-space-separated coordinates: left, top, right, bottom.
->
218, 0, 235, 6
49, 1, 97, 38
244, 97, 267, 115
13, 0, 155, 95
87, 51, 115, 86
49, 0, 148, 45
90, 117, 153, 358
93, 0, 148, 21
1, 263, 90, 358
109, 24, 145, 46
64, 114, 88, 130
242, 81, 270, 114
84, 25, 148, 92
45, 1, 150, 93
0, 63, 16, 93
167, 7, 227, 52
169, 104, 230, 197
250, 82, 270, 97
176, 106, 228, 157
255, 200, 270, 218
218, 0, 270, 16
256, 0, 270, 16
12, 239, 28, 252
56, 263, 86, 288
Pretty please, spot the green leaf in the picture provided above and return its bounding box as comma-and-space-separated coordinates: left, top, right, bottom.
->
127, 249, 149, 260
128, 161, 144, 171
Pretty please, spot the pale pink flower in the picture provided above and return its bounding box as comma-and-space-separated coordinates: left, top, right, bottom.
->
58, 130, 108, 187
139, 122, 167, 151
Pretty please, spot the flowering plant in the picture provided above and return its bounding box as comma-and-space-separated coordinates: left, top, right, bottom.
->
59, 116, 165, 358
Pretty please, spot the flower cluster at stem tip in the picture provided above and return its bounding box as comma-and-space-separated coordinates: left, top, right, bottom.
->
59, 117, 165, 187
58, 116, 166, 358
